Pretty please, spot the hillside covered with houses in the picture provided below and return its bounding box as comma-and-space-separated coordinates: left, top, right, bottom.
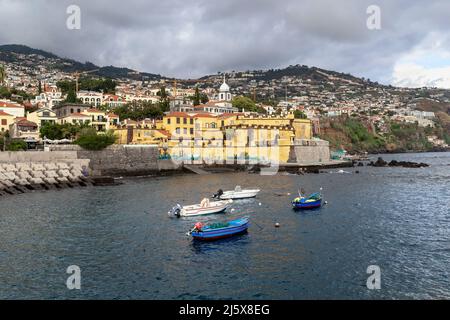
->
0, 44, 449, 154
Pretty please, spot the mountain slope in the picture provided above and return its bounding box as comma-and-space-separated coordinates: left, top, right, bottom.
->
0, 44, 165, 81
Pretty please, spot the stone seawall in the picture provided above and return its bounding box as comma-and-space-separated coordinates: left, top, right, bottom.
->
0, 150, 79, 162
48, 145, 182, 176
293, 139, 330, 164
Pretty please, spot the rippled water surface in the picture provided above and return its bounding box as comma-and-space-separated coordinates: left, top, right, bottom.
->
0, 152, 449, 299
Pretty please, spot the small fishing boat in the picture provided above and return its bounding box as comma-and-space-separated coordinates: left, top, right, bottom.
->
169, 198, 233, 217
292, 192, 322, 210
188, 217, 249, 241
213, 186, 260, 200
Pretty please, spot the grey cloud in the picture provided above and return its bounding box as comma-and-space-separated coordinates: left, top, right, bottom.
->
0, 0, 449, 84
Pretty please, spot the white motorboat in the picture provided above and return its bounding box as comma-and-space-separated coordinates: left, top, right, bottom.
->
213, 186, 260, 200
169, 198, 233, 217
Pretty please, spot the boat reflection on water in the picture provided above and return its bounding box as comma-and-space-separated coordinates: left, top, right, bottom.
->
189, 232, 250, 254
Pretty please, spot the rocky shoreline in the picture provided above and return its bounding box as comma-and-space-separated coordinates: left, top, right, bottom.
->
368, 157, 429, 168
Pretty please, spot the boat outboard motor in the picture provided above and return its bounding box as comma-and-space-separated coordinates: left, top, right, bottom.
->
170, 204, 182, 217
212, 189, 224, 198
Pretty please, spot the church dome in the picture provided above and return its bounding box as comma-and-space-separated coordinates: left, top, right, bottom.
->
219, 81, 229, 92
219, 75, 230, 92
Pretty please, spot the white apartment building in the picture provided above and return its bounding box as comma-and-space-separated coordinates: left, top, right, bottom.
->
0, 100, 25, 117
77, 91, 104, 107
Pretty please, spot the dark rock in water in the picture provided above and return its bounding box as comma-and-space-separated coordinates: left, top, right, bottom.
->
388, 160, 399, 166
387, 160, 429, 168
355, 170, 360, 174
373, 157, 388, 167
247, 165, 261, 173
305, 168, 320, 174
92, 176, 122, 186
358, 162, 364, 167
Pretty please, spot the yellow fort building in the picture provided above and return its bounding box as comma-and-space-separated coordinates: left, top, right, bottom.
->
113, 78, 329, 165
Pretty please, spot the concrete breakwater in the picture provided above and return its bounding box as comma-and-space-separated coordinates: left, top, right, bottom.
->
0, 145, 183, 197
0, 161, 91, 196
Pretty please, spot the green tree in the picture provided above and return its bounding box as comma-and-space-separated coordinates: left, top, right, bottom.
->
74, 128, 116, 150
57, 78, 116, 94
232, 96, 265, 113
40, 122, 88, 140
56, 80, 76, 94
157, 86, 170, 112
112, 101, 163, 121
192, 87, 201, 106
293, 110, 307, 119
40, 123, 64, 140
0, 86, 11, 99
65, 89, 81, 103
200, 93, 209, 104
0, 64, 6, 85
7, 139, 27, 151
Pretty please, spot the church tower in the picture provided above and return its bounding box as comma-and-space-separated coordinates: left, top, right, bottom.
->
219, 75, 231, 101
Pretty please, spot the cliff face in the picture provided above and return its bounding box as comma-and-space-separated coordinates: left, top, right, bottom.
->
318, 117, 449, 154
319, 117, 385, 153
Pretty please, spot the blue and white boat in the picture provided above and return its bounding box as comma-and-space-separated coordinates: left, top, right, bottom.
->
292, 192, 322, 210
188, 217, 249, 241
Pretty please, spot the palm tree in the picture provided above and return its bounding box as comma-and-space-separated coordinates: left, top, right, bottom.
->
0, 64, 6, 86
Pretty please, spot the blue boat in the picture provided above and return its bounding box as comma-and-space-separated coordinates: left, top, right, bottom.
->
292, 192, 322, 210
189, 217, 249, 241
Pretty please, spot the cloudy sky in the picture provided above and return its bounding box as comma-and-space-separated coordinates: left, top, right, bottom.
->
1, 0, 450, 88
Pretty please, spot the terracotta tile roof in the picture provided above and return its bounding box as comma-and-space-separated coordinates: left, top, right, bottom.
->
0, 110, 13, 116
166, 112, 193, 118
0, 101, 23, 108
106, 113, 119, 118
156, 129, 171, 137
192, 113, 217, 118
16, 119, 38, 127
219, 113, 241, 119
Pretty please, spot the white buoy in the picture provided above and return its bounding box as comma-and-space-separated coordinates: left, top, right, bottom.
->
259, 202, 262, 206
324, 201, 328, 205
231, 208, 235, 212
287, 192, 291, 196
275, 223, 280, 227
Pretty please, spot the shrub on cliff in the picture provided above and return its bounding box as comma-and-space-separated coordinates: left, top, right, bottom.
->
74, 128, 116, 150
